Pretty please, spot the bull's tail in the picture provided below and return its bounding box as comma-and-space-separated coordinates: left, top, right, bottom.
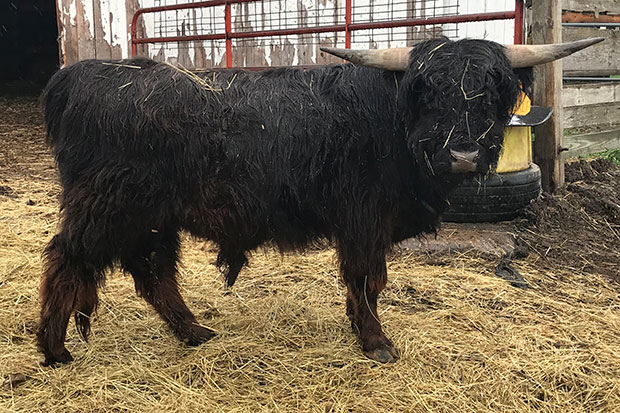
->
40, 65, 75, 150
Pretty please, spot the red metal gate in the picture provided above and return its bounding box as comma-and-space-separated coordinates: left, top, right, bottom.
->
131, 0, 524, 68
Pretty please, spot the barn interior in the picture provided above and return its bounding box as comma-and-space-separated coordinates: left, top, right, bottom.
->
0, 0, 58, 93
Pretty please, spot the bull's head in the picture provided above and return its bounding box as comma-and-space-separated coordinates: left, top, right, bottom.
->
321, 37, 602, 177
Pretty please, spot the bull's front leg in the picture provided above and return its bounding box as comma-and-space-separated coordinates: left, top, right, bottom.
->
337, 242, 400, 363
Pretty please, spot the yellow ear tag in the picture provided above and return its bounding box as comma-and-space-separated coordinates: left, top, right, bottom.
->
513, 91, 531, 116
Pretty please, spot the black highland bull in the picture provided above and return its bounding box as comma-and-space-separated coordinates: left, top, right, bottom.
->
38, 37, 601, 365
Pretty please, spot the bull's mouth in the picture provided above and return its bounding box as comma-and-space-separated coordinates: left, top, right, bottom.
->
450, 149, 479, 173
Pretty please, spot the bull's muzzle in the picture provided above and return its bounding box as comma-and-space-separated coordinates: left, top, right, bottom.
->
450, 149, 479, 173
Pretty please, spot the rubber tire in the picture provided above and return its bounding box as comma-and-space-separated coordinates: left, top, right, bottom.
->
443, 164, 541, 223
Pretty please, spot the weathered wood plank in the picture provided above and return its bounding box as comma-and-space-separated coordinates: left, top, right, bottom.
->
54, 0, 63, 65
532, 0, 564, 192
93, 0, 111, 59
75, 0, 95, 60
563, 27, 620, 76
107, 0, 124, 59
58, 0, 79, 65
563, 83, 620, 107
563, 101, 620, 129
563, 0, 620, 14
564, 129, 620, 158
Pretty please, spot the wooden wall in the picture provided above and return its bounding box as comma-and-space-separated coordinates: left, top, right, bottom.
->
563, 82, 620, 157
561, 0, 620, 158
562, 0, 620, 76
56, 0, 140, 65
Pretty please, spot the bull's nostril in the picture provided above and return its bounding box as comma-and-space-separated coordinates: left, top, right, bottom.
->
450, 149, 479, 163
450, 149, 479, 173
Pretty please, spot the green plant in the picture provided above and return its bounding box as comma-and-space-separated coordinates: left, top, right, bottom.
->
586, 149, 620, 166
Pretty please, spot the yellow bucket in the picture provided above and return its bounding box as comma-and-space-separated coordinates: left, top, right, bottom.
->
496, 93, 532, 173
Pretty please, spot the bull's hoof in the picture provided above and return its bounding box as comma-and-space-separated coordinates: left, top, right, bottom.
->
41, 348, 74, 367
363, 345, 400, 363
183, 324, 216, 346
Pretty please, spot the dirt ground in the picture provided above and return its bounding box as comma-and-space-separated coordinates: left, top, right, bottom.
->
519, 158, 620, 281
1, 95, 620, 412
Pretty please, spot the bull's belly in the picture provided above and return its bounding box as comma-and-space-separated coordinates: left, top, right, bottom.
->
181, 201, 330, 252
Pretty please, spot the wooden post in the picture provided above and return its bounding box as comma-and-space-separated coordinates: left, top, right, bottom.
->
531, 0, 564, 193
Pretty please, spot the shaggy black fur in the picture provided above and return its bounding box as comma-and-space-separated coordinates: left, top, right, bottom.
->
37, 37, 531, 365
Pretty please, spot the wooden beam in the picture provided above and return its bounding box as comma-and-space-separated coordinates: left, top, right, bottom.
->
563, 82, 620, 108
563, 0, 620, 14
563, 129, 620, 158
564, 102, 620, 130
532, 0, 564, 193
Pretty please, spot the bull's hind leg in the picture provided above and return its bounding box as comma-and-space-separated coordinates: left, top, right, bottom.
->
338, 243, 400, 363
122, 230, 215, 346
38, 235, 102, 366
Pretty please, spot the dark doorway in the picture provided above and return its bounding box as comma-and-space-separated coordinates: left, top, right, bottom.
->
0, 0, 59, 93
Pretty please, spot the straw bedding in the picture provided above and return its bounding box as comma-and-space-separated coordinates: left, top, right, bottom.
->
1, 96, 620, 412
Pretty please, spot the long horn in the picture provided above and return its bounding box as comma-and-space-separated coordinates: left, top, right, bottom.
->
505, 37, 604, 68
320, 47, 412, 71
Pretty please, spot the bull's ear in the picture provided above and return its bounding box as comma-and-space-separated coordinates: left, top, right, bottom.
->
514, 67, 534, 98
